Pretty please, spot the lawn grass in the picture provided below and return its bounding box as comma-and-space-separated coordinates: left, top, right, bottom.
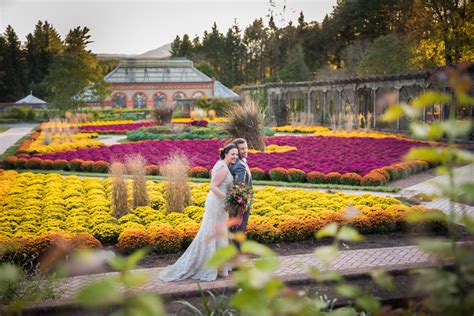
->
13, 169, 400, 193
0, 126, 10, 133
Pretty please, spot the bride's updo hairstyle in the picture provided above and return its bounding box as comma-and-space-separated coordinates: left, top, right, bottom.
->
219, 143, 237, 160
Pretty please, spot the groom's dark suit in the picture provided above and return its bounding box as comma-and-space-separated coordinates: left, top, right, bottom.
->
228, 157, 253, 232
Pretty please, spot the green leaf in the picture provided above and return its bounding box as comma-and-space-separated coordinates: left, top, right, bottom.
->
254, 256, 279, 272
206, 245, 238, 268
314, 245, 339, 266
452, 148, 474, 164
230, 289, 270, 316
410, 122, 444, 140
457, 92, 474, 106
370, 270, 395, 290
248, 269, 275, 289
337, 226, 363, 242
418, 238, 453, 258
75, 279, 123, 308
310, 267, 343, 282
441, 120, 472, 139
356, 295, 381, 313
241, 240, 275, 257
460, 183, 474, 203
328, 308, 358, 316
405, 147, 442, 162
411, 91, 451, 109
404, 210, 447, 223
382, 104, 404, 122
108, 256, 127, 272
129, 294, 165, 316
335, 284, 361, 297
316, 222, 338, 239
0, 264, 20, 292
120, 272, 150, 288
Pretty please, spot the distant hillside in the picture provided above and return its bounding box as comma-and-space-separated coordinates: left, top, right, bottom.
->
139, 43, 172, 58
97, 53, 138, 60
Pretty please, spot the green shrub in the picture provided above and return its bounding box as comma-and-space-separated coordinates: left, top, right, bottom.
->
268, 168, 289, 182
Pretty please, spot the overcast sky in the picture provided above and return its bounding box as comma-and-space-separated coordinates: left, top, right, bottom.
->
1, 0, 337, 55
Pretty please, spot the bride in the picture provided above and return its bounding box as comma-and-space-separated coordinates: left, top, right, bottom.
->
159, 143, 239, 282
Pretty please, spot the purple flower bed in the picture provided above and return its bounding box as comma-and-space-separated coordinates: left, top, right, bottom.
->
78, 122, 156, 133
32, 136, 430, 176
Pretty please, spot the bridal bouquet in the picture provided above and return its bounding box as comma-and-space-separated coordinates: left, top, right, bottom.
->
225, 180, 252, 219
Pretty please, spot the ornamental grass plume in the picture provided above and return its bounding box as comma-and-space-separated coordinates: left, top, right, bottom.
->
151, 105, 174, 126
159, 153, 191, 214
126, 154, 150, 208
223, 97, 266, 151
109, 161, 129, 219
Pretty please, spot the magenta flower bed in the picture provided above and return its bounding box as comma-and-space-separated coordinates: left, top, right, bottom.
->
78, 122, 155, 133
32, 136, 430, 176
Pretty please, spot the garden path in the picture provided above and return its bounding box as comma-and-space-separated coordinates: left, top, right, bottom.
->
46, 243, 449, 305
400, 164, 474, 218
0, 124, 37, 155
97, 135, 127, 146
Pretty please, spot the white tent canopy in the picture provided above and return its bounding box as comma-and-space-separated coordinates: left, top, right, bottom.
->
15, 91, 47, 104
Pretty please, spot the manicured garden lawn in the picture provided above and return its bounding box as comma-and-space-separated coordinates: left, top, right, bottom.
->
0, 126, 10, 133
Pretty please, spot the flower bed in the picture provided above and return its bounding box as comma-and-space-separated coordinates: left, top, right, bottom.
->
0, 171, 444, 257
272, 125, 331, 133
17, 131, 102, 154
78, 121, 155, 134
272, 125, 408, 139
12, 136, 433, 185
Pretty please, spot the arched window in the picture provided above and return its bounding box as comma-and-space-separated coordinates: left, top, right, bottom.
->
173, 92, 185, 102
193, 92, 205, 99
153, 93, 166, 108
113, 93, 126, 108
133, 93, 147, 109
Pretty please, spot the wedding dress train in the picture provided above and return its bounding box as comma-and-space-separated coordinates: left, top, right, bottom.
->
159, 160, 233, 282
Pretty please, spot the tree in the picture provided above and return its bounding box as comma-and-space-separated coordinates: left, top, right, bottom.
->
243, 18, 268, 83
279, 44, 311, 82
170, 35, 181, 57
356, 34, 417, 75
422, 0, 473, 65
1, 25, 27, 102
178, 34, 193, 57
221, 23, 246, 87
43, 27, 110, 111
25, 20, 63, 98
202, 22, 224, 73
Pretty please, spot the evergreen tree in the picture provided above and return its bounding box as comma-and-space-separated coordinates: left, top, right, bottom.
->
243, 18, 268, 83
178, 34, 193, 57
43, 26, 110, 111
25, 20, 63, 98
279, 44, 311, 82
170, 35, 181, 57
222, 23, 246, 87
1, 25, 27, 102
357, 34, 417, 75
202, 22, 224, 73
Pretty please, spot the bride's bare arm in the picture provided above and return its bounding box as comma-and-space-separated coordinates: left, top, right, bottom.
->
210, 167, 227, 199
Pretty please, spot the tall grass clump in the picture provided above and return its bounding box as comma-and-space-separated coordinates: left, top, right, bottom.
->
151, 105, 173, 125
126, 154, 149, 208
160, 153, 191, 213
223, 98, 265, 151
109, 161, 129, 219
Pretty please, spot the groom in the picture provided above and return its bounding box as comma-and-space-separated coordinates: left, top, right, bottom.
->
229, 138, 253, 246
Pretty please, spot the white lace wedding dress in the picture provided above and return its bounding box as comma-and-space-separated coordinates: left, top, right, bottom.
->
159, 160, 233, 282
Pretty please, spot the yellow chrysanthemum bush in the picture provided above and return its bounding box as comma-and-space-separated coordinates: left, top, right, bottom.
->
0, 171, 447, 257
